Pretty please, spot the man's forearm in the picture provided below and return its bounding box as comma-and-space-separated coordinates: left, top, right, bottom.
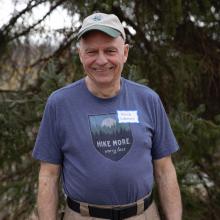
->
37, 174, 59, 220
156, 170, 182, 219
154, 158, 182, 220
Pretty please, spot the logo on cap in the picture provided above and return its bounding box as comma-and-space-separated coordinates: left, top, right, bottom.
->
92, 14, 102, 21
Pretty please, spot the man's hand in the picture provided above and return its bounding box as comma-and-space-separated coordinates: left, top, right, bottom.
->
37, 162, 61, 220
154, 156, 182, 220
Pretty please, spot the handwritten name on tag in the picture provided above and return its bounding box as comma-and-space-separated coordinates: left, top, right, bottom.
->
117, 111, 139, 123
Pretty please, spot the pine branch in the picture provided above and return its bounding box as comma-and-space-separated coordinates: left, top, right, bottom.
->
2, 0, 48, 35
9, 0, 66, 41
29, 30, 76, 68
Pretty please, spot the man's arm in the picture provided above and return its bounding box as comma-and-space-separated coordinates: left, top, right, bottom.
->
37, 162, 61, 220
154, 155, 182, 220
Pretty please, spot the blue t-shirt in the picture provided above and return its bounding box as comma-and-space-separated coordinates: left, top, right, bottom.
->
33, 77, 179, 205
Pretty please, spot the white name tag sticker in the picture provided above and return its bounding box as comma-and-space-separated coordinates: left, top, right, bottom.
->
117, 111, 139, 123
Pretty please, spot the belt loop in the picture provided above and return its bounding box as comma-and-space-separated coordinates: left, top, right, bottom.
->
136, 200, 145, 215
137, 191, 152, 215
79, 202, 90, 216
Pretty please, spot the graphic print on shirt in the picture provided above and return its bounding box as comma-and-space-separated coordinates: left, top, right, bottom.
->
89, 113, 133, 161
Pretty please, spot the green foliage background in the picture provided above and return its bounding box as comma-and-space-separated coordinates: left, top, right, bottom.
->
0, 0, 220, 219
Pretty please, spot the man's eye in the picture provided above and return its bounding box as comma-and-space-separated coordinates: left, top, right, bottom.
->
87, 51, 95, 54
107, 50, 116, 53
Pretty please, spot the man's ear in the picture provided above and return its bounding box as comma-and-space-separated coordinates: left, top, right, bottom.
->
77, 47, 83, 63
123, 44, 129, 63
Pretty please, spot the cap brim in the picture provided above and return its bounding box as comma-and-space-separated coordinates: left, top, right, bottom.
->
77, 25, 121, 40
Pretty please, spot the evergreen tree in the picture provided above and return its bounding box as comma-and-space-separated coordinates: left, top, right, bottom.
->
0, 0, 220, 219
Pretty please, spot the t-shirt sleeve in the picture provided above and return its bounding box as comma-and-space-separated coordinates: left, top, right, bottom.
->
32, 95, 63, 164
151, 95, 179, 159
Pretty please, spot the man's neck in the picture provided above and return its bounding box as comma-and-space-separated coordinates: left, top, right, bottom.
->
85, 76, 121, 99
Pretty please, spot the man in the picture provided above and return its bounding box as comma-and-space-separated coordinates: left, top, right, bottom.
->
33, 13, 182, 220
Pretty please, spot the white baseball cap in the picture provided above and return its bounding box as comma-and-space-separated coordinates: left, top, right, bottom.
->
77, 13, 126, 40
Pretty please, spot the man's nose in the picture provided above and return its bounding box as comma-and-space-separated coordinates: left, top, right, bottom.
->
95, 52, 108, 65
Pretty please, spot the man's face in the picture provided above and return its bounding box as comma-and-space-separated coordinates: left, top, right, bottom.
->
78, 31, 129, 87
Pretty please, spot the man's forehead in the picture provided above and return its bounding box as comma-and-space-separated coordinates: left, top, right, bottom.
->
80, 41, 120, 51
81, 43, 124, 53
